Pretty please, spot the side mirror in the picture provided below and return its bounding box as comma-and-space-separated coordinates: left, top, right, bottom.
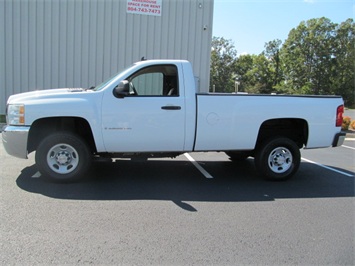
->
113, 80, 130, 98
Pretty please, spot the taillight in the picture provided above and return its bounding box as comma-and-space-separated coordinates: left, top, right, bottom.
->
336, 105, 344, 127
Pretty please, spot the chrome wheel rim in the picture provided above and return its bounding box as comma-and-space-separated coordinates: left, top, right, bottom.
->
47, 144, 79, 174
268, 147, 293, 174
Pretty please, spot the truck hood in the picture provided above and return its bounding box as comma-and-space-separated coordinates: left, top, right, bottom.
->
7, 88, 94, 104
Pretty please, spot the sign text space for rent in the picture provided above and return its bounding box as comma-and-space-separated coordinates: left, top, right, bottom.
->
127, 0, 162, 16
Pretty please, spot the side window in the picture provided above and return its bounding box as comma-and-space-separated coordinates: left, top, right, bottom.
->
132, 73, 164, 95
128, 65, 178, 96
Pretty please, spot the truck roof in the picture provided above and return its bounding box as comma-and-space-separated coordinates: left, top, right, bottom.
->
133, 59, 190, 66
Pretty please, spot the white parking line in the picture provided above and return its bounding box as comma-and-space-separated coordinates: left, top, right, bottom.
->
342, 145, 355, 150
184, 153, 213, 179
301, 157, 354, 177
32, 171, 41, 178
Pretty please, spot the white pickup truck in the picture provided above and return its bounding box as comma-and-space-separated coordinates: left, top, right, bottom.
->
3, 59, 346, 182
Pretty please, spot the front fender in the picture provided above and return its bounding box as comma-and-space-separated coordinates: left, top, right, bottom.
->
24, 94, 105, 152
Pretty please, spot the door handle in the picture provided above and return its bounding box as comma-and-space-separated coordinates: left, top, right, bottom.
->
161, 106, 181, 110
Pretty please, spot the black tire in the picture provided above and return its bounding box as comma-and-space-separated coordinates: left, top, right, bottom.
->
226, 151, 251, 161
255, 137, 300, 181
35, 132, 92, 182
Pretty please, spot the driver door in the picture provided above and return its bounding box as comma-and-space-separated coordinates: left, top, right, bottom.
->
101, 64, 185, 153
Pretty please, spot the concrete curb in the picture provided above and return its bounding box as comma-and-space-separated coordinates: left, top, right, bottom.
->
345, 131, 355, 138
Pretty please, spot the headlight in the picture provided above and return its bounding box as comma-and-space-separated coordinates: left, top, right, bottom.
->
7, 104, 25, 125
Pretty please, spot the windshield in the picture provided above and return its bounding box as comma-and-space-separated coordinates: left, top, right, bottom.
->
92, 74, 119, 91
92, 64, 136, 91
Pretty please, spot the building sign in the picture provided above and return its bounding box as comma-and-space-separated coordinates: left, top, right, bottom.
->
127, 0, 162, 16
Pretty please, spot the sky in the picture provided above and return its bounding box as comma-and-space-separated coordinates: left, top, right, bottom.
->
212, 0, 354, 55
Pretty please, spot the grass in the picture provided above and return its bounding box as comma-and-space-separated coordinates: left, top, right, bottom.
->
0, 115, 5, 123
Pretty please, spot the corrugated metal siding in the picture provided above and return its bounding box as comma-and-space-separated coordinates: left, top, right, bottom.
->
0, 0, 214, 114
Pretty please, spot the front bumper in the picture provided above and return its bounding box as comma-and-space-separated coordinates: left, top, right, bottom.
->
332, 132, 346, 147
2, 125, 30, 159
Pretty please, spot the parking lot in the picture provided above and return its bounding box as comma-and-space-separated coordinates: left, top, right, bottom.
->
1, 133, 354, 265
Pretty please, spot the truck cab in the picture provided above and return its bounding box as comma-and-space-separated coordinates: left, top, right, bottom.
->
101, 60, 196, 153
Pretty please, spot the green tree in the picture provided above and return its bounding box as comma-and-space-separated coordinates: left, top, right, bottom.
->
280, 17, 337, 95
236, 53, 275, 94
211, 18, 354, 105
210, 37, 237, 92
332, 19, 355, 107
235, 54, 253, 92
263, 39, 283, 87
245, 54, 274, 94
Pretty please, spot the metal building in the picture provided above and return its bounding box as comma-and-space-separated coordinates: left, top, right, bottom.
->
0, 0, 214, 114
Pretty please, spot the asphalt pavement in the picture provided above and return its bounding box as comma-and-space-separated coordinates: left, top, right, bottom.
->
1, 134, 354, 265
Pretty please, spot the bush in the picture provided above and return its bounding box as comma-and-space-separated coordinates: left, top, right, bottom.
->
342, 116, 351, 130
350, 120, 355, 130
0, 115, 5, 123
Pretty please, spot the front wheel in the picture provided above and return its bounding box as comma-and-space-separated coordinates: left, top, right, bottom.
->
35, 132, 92, 182
255, 137, 300, 181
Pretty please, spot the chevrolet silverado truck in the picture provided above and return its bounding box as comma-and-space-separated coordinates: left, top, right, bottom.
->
2, 59, 346, 182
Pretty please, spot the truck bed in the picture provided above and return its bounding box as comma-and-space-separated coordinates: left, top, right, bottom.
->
194, 93, 343, 151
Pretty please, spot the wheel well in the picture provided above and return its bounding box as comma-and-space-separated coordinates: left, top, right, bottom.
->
256, 118, 308, 149
28, 117, 97, 154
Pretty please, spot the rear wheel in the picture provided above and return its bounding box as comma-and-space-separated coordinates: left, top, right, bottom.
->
35, 132, 91, 182
255, 137, 300, 181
